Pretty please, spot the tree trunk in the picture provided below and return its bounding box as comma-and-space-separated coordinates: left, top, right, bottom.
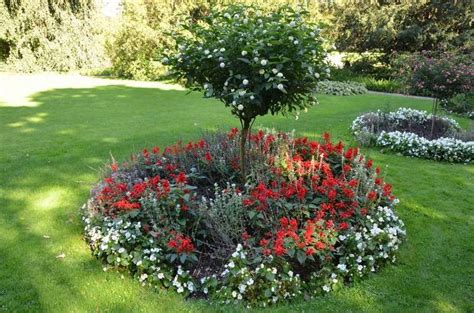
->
239, 119, 251, 182
430, 99, 438, 139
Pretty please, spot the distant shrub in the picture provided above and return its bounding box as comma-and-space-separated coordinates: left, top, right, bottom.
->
330, 68, 402, 93
0, 0, 108, 72
443, 93, 474, 119
106, 22, 163, 81
315, 80, 367, 96
403, 51, 473, 100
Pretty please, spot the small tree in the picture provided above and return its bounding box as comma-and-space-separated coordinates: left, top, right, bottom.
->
162, 5, 328, 179
406, 51, 473, 137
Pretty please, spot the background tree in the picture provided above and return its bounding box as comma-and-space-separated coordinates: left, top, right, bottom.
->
0, 0, 107, 72
163, 5, 328, 178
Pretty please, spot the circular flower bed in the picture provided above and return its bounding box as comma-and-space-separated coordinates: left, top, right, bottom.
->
82, 129, 406, 307
351, 107, 474, 163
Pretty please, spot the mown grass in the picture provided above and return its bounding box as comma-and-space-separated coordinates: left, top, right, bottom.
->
0, 83, 473, 312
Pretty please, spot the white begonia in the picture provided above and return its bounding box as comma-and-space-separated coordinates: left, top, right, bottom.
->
337, 263, 347, 272
243, 79, 249, 85
260, 59, 268, 66
220, 62, 225, 68
241, 50, 247, 56
277, 84, 284, 90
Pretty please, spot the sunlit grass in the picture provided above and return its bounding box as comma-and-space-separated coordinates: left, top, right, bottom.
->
0, 78, 472, 312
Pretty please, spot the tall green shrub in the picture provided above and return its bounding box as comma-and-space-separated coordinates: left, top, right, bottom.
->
0, 0, 107, 72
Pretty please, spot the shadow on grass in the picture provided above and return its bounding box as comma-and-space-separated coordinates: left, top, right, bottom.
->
0, 85, 472, 312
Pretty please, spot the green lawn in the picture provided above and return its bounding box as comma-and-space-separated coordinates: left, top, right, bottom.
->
0, 82, 473, 312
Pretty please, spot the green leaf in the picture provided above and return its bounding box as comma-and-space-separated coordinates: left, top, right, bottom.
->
297, 250, 307, 264
237, 58, 250, 64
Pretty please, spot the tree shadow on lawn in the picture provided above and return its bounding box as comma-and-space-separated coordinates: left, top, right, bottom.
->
0, 85, 472, 312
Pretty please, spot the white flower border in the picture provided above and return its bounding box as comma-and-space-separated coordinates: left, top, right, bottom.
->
352, 108, 473, 163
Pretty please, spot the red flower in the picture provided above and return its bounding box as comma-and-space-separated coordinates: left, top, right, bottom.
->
110, 163, 118, 172
227, 127, 239, 139
339, 222, 349, 230
274, 244, 287, 256
174, 172, 187, 184
152, 146, 160, 154
167, 233, 195, 254
113, 198, 141, 211
360, 208, 368, 216
305, 248, 315, 256
279, 217, 289, 227
143, 148, 150, 159
315, 241, 326, 250
204, 151, 212, 162
242, 198, 254, 206
367, 191, 377, 201
366, 159, 373, 168
343, 164, 352, 173
130, 182, 147, 199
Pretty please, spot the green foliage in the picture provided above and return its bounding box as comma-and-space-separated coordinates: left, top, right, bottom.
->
444, 93, 474, 119
0, 0, 107, 72
330, 1, 473, 54
105, 0, 205, 81
331, 68, 402, 93
163, 5, 328, 123
315, 80, 367, 96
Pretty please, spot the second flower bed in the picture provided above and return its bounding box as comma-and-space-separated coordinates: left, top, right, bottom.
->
351, 107, 474, 163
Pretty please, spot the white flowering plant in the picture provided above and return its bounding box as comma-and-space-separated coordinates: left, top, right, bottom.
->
351, 107, 473, 163
162, 5, 328, 177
